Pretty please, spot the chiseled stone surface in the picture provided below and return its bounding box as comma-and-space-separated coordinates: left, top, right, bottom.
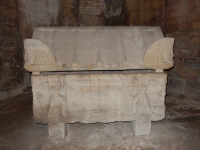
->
48, 123, 67, 140
32, 73, 167, 125
131, 118, 151, 136
24, 27, 174, 72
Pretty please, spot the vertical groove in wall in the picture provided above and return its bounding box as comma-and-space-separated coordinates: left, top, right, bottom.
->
46, 0, 50, 26
75, 0, 80, 25
122, 0, 125, 25
163, 0, 167, 34
15, 0, 23, 58
58, 0, 63, 25
145, 0, 147, 26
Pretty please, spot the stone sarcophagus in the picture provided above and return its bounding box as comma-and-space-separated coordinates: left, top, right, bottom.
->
24, 27, 174, 139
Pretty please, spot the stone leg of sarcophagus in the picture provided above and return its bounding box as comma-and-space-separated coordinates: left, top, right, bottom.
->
130, 116, 151, 136
48, 123, 67, 139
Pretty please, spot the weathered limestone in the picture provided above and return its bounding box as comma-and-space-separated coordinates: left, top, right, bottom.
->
48, 123, 67, 139
131, 117, 151, 136
144, 38, 174, 69
24, 27, 174, 72
24, 26, 174, 139
32, 73, 167, 124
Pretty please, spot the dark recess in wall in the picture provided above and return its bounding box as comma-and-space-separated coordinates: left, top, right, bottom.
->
0, 0, 23, 92
105, 0, 125, 26
71, 0, 79, 25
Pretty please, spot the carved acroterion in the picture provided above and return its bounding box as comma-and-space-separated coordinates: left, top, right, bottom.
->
144, 38, 174, 69
24, 39, 56, 72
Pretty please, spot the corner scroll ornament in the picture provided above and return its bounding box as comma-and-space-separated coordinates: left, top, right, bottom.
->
24, 39, 56, 72
144, 38, 174, 69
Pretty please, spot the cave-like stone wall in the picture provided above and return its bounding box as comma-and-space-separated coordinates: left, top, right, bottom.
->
0, 0, 61, 100
0, 0, 24, 100
125, 0, 166, 32
166, 0, 200, 98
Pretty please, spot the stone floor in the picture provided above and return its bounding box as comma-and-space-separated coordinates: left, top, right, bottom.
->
0, 93, 200, 150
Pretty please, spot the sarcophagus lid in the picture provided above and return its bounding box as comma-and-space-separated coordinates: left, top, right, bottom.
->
24, 27, 174, 72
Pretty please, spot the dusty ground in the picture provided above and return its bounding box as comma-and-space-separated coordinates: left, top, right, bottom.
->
0, 93, 200, 150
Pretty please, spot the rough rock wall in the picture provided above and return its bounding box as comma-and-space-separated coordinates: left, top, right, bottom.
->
60, 0, 79, 26
18, 0, 61, 39
124, 0, 200, 98
78, 0, 106, 26
61, 0, 165, 27
60, 0, 125, 26
105, 0, 125, 26
125, 0, 166, 32
0, 0, 24, 100
166, 0, 200, 98
0, 0, 61, 101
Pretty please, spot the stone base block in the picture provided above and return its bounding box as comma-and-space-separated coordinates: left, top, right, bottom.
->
131, 119, 151, 136
48, 123, 67, 139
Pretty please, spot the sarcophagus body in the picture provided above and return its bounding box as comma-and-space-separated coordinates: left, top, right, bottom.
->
24, 27, 174, 139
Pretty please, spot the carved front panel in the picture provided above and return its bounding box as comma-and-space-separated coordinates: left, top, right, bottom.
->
32, 73, 167, 124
